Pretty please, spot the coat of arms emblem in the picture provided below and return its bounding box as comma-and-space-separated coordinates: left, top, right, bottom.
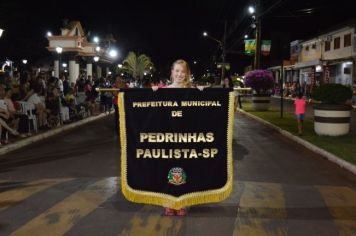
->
167, 167, 186, 185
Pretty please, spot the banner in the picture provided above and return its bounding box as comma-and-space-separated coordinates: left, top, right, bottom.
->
118, 88, 234, 209
244, 39, 272, 55
244, 39, 256, 55
261, 40, 271, 56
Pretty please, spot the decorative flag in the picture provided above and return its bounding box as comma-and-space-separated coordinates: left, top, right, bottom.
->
118, 88, 234, 210
261, 40, 272, 56
244, 39, 256, 55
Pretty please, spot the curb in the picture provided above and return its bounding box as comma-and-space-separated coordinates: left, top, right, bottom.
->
0, 113, 107, 156
237, 108, 356, 176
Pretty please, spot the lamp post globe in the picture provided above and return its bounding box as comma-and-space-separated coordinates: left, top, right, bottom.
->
56, 47, 63, 54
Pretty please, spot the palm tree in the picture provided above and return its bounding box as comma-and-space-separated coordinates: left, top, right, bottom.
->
122, 51, 154, 82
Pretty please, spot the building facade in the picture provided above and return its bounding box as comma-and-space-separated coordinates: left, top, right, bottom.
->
268, 20, 356, 97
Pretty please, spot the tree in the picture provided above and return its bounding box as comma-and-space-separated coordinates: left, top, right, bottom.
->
122, 51, 154, 82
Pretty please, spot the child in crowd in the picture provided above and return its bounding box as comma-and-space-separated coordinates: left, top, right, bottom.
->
294, 93, 307, 135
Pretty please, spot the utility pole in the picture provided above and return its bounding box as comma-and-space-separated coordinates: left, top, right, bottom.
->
254, 0, 261, 70
221, 21, 227, 82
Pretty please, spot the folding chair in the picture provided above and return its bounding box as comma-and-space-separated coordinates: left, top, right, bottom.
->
17, 101, 38, 133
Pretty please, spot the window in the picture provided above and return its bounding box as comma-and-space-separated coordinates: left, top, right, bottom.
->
325, 41, 331, 51
305, 45, 309, 51
334, 37, 340, 49
344, 34, 351, 47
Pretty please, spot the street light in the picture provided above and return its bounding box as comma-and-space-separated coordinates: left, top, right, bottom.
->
47, 31, 52, 37
93, 36, 99, 43
22, 59, 28, 65
0, 28, 4, 38
94, 56, 99, 62
203, 26, 227, 83
109, 49, 118, 58
248, 3, 261, 69
55, 47, 63, 77
203, 32, 222, 46
56, 46, 63, 54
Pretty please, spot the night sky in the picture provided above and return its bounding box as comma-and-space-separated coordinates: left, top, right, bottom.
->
0, 0, 355, 76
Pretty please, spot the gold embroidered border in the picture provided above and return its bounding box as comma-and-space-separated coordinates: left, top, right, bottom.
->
119, 91, 234, 210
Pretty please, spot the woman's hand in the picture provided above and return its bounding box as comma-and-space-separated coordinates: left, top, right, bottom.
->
196, 85, 205, 91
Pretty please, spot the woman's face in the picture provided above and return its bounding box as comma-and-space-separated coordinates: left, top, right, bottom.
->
171, 64, 186, 84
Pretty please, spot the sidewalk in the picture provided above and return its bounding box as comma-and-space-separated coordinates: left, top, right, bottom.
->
0, 113, 108, 156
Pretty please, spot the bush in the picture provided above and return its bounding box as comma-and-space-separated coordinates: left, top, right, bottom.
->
244, 69, 274, 95
313, 83, 352, 104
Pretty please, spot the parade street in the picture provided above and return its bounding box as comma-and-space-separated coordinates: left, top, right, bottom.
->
0, 113, 355, 236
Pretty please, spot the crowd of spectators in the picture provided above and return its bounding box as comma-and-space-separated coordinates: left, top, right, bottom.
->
0, 70, 118, 147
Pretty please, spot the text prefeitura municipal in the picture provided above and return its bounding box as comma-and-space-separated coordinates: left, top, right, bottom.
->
132, 101, 221, 108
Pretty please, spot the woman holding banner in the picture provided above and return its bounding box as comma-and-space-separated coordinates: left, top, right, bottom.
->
152, 59, 202, 216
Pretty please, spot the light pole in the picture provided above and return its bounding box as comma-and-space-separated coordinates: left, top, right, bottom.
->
203, 24, 227, 83
22, 59, 28, 71
249, 2, 261, 69
254, 16, 261, 69
55, 46, 63, 78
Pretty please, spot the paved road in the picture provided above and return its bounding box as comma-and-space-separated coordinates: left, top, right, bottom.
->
0, 114, 355, 236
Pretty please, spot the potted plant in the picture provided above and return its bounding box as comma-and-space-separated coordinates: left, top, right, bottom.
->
244, 69, 274, 111
312, 83, 353, 136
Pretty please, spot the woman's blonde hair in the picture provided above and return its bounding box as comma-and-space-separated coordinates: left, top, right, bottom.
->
171, 59, 191, 88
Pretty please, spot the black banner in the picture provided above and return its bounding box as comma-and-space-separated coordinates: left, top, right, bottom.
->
118, 88, 234, 209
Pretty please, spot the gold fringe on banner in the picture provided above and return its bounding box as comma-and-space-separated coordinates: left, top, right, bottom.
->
118, 92, 234, 210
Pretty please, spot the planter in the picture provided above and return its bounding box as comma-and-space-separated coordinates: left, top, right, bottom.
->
252, 95, 271, 111
313, 104, 352, 136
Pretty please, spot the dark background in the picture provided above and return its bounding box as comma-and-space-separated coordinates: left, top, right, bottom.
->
0, 0, 355, 76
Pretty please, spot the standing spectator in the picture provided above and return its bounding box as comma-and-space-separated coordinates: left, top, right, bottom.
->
352, 87, 356, 105
112, 76, 127, 136
294, 93, 307, 135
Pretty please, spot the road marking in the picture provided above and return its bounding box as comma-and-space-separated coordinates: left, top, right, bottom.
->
318, 185, 356, 236
118, 205, 183, 236
233, 181, 287, 236
0, 179, 72, 211
10, 177, 118, 236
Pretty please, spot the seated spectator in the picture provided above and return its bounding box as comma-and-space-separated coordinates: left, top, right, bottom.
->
27, 85, 48, 129
65, 88, 83, 120
45, 86, 61, 128
3, 88, 31, 137
0, 107, 19, 144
